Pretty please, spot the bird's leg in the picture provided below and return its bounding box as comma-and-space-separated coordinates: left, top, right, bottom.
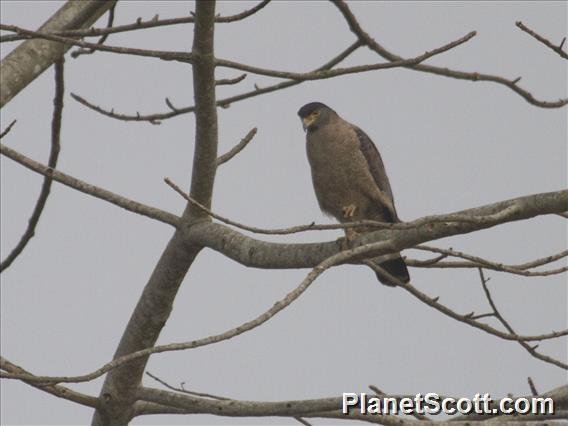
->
338, 204, 360, 250
338, 227, 361, 250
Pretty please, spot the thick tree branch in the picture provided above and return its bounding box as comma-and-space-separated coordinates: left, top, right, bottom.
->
186, 191, 567, 269
0, 143, 179, 227
1, 59, 64, 272
135, 387, 347, 418
331, 0, 567, 109
134, 386, 567, 425
167, 178, 539, 237
0, 0, 115, 107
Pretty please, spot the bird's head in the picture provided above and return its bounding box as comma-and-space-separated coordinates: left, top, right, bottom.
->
297, 102, 335, 132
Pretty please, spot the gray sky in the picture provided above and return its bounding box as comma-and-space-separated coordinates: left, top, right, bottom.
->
1, 1, 566, 424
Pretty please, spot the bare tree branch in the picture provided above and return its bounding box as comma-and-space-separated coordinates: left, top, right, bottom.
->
2, 3, 565, 423
408, 249, 567, 273
0, 356, 98, 408
166, 177, 558, 238
134, 386, 568, 424
69, 40, 363, 123
0, 0, 115, 107
91, 2, 220, 424
516, 21, 568, 59
1, 59, 64, 273
407, 246, 567, 277
214, 30, 476, 80
216, 127, 257, 166
330, 0, 567, 109
369, 384, 427, 421
514, 250, 568, 269
146, 372, 229, 400
186, 190, 567, 269
392, 275, 566, 364
215, 73, 247, 86
0, 119, 17, 139
3, 209, 566, 387
477, 269, 567, 369
0, 1, 271, 43
71, 3, 116, 58
0, 143, 179, 227
527, 377, 538, 396
0, 24, 194, 64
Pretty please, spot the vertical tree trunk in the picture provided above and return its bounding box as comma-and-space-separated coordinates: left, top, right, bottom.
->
90, 1, 218, 424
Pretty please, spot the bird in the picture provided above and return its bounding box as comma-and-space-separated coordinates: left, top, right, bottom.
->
297, 101, 409, 286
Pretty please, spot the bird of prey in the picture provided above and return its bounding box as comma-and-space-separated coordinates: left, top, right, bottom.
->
298, 102, 409, 286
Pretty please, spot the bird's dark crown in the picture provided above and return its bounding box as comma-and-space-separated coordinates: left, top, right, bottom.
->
297, 102, 333, 118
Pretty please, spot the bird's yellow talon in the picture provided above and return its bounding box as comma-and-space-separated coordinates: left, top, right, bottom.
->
342, 204, 357, 219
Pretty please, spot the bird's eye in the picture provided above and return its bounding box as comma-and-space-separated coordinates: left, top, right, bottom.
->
312, 110, 320, 118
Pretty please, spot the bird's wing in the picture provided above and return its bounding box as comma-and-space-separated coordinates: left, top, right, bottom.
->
354, 126, 398, 222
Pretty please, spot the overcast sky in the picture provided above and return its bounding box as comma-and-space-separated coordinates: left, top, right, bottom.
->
1, 1, 566, 425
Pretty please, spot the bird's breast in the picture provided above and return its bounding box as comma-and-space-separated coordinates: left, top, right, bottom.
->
306, 126, 369, 221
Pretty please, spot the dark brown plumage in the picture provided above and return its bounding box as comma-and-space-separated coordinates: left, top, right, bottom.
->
298, 102, 409, 286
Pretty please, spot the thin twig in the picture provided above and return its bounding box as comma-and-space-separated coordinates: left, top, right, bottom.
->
516, 21, 568, 59
331, 0, 567, 108
1, 59, 64, 272
478, 268, 567, 370
0, 143, 180, 227
215, 73, 247, 86
410, 246, 568, 277
70, 40, 363, 123
406, 253, 448, 266
214, 30, 477, 80
294, 417, 313, 426
146, 372, 230, 400
216, 127, 257, 166
0, 0, 272, 43
527, 377, 538, 396
71, 3, 116, 58
364, 260, 567, 346
513, 250, 568, 269
0, 356, 98, 408
0, 120, 17, 139
0, 24, 193, 63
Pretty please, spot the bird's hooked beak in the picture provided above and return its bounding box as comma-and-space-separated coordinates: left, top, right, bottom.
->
302, 115, 316, 132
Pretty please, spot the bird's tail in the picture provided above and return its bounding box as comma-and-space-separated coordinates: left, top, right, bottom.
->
369, 254, 410, 287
